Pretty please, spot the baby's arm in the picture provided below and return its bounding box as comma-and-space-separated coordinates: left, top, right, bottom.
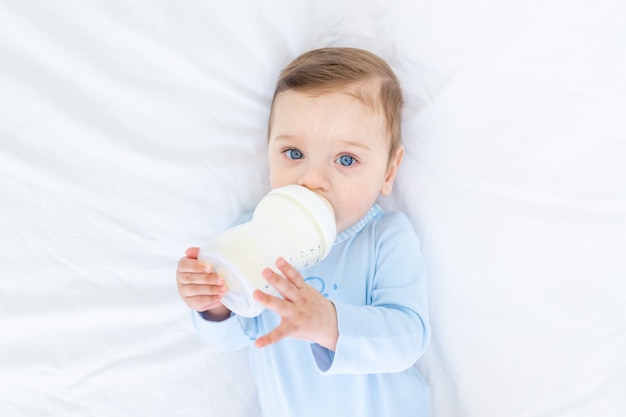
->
317, 214, 430, 374
176, 247, 231, 321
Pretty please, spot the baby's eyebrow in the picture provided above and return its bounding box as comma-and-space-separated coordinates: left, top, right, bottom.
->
337, 139, 370, 151
271, 134, 371, 152
271, 135, 297, 142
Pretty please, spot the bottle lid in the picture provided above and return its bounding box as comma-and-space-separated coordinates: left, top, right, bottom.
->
257, 185, 336, 258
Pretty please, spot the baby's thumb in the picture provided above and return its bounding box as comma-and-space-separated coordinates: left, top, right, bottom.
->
185, 246, 200, 259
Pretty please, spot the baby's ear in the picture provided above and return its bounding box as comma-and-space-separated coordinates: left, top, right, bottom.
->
381, 146, 404, 196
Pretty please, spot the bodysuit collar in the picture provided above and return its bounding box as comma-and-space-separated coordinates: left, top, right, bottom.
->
334, 204, 383, 245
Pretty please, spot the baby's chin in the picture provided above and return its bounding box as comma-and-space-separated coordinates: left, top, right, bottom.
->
335, 216, 356, 234
335, 207, 373, 233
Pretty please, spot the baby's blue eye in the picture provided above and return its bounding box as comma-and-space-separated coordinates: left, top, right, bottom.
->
285, 149, 304, 160
336, 154, 356, 166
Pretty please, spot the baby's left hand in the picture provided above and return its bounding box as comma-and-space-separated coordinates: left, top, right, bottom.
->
253, 257, 338, 351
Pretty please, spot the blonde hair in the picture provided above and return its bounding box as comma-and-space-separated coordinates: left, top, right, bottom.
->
268, 47, 404, 159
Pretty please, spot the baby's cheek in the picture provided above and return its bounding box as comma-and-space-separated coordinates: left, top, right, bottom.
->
334, 200, 373, 232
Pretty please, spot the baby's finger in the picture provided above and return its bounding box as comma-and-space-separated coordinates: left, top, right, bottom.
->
186, 294, 225, 312
255, 324, 290, 348
177, 270, 224, 286
185, 246, 200, 259
180, 283, 227, 298
254, 288, 289, 316
261, 267, 300, 302
275, 258, 305, 289
177, 256, 212, 274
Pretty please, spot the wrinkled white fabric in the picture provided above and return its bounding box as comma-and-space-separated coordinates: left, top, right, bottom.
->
1, 1, 625, 416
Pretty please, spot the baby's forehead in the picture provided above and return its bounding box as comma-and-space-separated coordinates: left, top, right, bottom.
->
275, 79, 382, 113
310, 78, 380, 102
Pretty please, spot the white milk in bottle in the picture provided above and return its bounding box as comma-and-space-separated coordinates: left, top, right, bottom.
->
198, 185, 336, 317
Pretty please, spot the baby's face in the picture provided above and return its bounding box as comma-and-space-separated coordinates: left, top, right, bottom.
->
268, 89, 402, 233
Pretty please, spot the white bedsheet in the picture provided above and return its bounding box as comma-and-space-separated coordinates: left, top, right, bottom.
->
1, 1, 625, 416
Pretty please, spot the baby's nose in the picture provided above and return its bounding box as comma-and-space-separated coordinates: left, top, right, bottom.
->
297, 165, 330, 191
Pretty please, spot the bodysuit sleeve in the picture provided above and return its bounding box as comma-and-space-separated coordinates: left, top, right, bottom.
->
192, 311, 256, 352
311, 212, 430, 374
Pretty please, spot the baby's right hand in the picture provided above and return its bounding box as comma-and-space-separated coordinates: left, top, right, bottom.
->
176, 247, 231, 320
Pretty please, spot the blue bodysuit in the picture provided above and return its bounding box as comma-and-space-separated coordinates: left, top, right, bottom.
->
193, 205, 431, 417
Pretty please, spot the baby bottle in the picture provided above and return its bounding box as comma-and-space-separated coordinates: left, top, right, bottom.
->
197, 185, 336, 317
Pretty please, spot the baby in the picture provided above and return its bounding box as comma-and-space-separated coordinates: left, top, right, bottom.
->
176, 47, 431, 417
